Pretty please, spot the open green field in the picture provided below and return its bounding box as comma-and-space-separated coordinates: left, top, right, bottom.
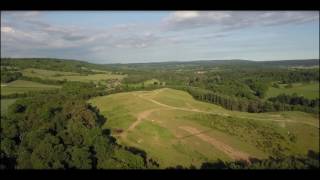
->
89, 88, 319, 168
1, 98, 18, 116
265, 82, 319, 99
126, 79, 165, 88
1, 80, 61, 95
21, 68, 126, 83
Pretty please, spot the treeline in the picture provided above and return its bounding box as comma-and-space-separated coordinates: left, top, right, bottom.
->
185, 86, 263, 112
167, 150, 319, 169
121, 68, 319, 102
20, 76, 67, 85
61, 82, 109, 100
1, 70, 22, 83
1, 58, 107, 74
0, 81, 159, 169
0, 89, 60, 99
121, 69, 187, 86
279, 69, 319, 84
267, 94, 319, 114
0, 82, 106, 100
104, 59, 319, 72
185, 87, 319, 114
268, 93, 319, 108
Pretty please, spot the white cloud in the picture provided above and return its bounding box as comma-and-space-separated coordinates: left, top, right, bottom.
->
163, 11, 319, 31
1, 26, 15, 33
1, 11, 318, 62
172, 11, 200, 20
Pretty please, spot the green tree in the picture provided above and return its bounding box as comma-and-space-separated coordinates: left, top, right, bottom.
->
67, 146, 92, 169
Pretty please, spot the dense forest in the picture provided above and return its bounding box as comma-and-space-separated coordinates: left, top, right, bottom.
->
1, 66, 22, 83
0, 81, 158, 169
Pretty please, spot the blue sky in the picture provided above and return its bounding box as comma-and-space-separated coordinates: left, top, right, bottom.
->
1, 11, 319, 64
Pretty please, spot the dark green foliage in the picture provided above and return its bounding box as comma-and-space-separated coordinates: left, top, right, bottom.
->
167, 151, 319, 169
268, 94, 319, 113
1, 58, 105, 74
0, 82, 155, 169
29, 134, 67, 169
1, 89, 60, 99
184, 86, 318, 114
67, 146, 92, 169
184, 86, 260, 113
59, 81, 111, 100
200, 151, 319, 169
245, 79, 268, 98
20, 76, 66, 85
269, 93, 319, 107
280, 69, 319, 84
1, 68, 22, 83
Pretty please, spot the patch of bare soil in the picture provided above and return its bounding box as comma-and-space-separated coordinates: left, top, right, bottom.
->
179, 126, 251, 162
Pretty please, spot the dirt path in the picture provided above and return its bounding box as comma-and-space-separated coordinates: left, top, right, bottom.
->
179, 126, 251, 162
129, 108, 158, 131
120, 108, 159, 139
136, 90, 319, 128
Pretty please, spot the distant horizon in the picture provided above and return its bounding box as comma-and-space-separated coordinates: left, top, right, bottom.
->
1, 56, 319, 65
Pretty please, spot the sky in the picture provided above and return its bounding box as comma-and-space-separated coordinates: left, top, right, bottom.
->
1, 11, 319, 64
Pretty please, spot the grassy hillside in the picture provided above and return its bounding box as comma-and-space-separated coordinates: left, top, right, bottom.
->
89, 88, 319, 168
266, 82, 319, 99
1, 80, 61, 95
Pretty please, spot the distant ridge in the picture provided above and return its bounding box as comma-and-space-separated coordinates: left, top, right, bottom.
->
1, 58, 319, 70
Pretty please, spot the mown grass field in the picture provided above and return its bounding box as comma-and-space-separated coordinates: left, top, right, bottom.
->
1, 80, 61, 95
21, 68, 126, 83
265, 82, 319, 99
1, 98, 18, 115
89, 88, 319, 168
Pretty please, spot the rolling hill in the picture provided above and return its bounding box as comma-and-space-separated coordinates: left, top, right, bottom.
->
89, 88, 319, 168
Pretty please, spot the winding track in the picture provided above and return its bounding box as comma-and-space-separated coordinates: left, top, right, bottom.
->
136, 89, 319, 128
120, 108, 159, 139
124, 89, 252, 161
117, 89, 318, 162
179, 126, 251, 161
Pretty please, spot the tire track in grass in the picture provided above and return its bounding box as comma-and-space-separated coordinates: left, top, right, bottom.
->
179, 126, 251, 162
120, 108, 159, 140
